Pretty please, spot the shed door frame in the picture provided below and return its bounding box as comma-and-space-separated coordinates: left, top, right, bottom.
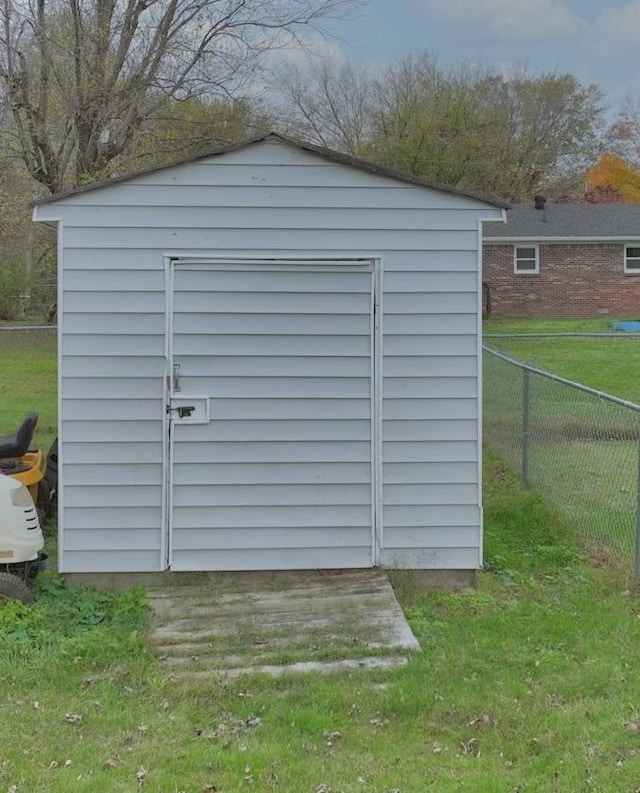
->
161, 255, 383, 571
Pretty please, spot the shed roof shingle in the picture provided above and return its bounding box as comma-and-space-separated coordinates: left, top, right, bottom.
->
33, 131, 510, 209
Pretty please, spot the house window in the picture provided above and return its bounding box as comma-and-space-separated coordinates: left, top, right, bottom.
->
624, 245, 640, 274
514, 246, 539, 274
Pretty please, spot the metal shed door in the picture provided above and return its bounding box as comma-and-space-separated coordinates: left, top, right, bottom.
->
167, 260, 376, 571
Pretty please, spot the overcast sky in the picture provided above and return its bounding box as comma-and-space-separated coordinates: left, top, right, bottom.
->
313, 0, 640, 116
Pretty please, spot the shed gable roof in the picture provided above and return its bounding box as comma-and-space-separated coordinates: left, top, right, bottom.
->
484, 203, 640, 240
33, 131, 510, 210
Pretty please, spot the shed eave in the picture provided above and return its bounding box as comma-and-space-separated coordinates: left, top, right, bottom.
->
32, 204, 62, 224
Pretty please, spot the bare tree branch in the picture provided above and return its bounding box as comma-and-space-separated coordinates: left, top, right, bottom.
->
0, 0, 360, 191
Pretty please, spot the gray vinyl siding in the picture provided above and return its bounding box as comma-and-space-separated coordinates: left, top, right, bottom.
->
56, 255, 166, 572
38, 137, 503, 573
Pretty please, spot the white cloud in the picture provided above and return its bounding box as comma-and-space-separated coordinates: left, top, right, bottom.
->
592, 0, 640, 53
425, 0, 580, 39
248, 31, 347, 103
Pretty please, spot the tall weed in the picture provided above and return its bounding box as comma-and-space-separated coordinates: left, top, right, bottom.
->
0, 573, 149, 662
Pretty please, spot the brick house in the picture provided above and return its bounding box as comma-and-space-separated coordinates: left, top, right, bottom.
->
483, 202, 640, 318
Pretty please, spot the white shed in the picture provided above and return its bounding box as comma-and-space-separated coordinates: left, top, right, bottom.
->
33, 133, 507, 579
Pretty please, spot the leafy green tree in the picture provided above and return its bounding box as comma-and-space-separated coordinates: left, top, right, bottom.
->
275, 53, 605, 202
0, 163, 55, 319
129, 97, 270, 171
365, 59, 604, 201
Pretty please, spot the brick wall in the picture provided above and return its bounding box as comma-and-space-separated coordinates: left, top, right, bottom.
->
483, 243, 640, 318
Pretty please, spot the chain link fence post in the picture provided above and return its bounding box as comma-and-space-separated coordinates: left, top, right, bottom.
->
521, 367, 530, 486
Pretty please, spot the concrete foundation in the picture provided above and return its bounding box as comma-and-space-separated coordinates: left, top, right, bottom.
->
64, 568, 477, 593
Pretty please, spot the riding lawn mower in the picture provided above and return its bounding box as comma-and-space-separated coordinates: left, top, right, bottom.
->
0, 414, 53, 603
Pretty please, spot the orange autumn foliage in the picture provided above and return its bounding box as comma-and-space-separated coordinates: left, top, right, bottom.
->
585, 154, 640, 203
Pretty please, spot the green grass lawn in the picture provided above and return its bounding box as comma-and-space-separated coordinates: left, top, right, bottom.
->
4, 329, 640, 790
2, 454, 640, 791
484, 317, 618, 335
0, 327, 57, 450
484, 318, 640, 402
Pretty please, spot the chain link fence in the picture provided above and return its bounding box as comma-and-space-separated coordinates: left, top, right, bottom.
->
0, 324, 57, 352
483, 345, 640, 577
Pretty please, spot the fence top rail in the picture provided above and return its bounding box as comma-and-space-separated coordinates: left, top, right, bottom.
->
0, 325, 56, 331
483, 344, 640, 413
484, 332, 640, 339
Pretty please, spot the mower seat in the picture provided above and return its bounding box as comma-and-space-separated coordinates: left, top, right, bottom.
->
0, 413, 38, 458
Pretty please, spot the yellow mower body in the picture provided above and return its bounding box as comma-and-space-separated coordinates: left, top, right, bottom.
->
10, 450, 46, 503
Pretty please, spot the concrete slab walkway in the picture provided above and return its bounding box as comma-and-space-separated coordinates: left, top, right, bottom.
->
147, 569, 420, 677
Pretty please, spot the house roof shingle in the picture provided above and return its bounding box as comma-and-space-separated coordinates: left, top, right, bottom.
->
484, 203, 640, 239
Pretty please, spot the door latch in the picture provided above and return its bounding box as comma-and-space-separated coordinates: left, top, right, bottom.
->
168, 396, 209, 424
